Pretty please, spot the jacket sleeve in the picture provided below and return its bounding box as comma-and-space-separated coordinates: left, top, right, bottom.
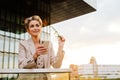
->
18, 40, 37, 69
50, 42, 65, 68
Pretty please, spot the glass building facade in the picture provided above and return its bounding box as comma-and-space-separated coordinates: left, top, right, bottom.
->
0, 0, 51, 79
0, 0, 51, 69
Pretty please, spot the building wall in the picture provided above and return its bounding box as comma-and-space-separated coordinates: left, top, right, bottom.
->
78, 64, 120, 79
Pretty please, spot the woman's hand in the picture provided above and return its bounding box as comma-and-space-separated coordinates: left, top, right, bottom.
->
33, 45, 47, 60
58, 36, 65, 48
36, 45, 47, 55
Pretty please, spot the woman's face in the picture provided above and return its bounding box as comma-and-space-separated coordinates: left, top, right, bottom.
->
27, 20, 42, 37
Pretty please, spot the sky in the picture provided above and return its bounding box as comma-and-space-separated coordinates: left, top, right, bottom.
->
51, 0, 120, 68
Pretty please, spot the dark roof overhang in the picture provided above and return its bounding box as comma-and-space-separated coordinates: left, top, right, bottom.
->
0, 0, 96, 33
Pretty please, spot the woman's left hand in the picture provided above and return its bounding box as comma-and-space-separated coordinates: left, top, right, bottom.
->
58, 36, 65, 48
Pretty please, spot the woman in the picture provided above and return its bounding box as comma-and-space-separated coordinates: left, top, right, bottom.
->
17, 15, 65, 80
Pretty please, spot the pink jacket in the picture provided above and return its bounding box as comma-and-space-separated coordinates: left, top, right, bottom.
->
18, 38, 64, 69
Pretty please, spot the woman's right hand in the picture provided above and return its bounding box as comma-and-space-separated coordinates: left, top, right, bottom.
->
33, 45, 47, 60
36, 45, 47, 56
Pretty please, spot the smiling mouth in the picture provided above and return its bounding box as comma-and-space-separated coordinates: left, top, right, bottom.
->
33, 31, 39, 33
33, 30, 39, 32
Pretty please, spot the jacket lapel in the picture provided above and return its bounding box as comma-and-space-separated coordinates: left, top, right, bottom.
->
28, 38, 36, 55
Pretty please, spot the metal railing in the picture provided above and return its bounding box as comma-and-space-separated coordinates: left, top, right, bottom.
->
0, 68, 71, 80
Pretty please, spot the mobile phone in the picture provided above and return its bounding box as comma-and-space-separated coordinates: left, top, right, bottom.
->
42, 41, 49, 54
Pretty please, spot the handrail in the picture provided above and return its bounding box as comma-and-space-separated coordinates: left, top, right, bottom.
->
0, 68, 72, 74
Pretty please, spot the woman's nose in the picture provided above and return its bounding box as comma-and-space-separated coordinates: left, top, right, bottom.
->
34, 26, 38, 29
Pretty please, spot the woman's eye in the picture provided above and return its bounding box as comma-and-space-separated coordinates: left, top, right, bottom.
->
36, 24, 40, 27
30, 25, 34, 28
